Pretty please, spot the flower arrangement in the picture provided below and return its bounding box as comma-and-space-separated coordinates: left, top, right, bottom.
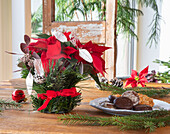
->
17, 30, 110, 113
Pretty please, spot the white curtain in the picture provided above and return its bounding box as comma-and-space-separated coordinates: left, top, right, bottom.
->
0, 0, 12, 81
159, 0, 170, 72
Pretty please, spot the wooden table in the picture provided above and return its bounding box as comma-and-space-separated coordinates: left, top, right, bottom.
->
0, 79, 170, 134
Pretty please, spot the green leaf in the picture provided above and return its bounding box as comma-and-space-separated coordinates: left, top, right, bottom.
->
36, 33, 51, 39
90, 73, 102, 89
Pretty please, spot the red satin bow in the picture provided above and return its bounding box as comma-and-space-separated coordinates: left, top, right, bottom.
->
37, 87, 81, 111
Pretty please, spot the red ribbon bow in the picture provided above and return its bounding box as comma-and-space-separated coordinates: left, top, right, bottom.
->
37, 87, 81, 111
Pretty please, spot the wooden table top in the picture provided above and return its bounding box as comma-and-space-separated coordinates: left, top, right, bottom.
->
0, 79, 170, 134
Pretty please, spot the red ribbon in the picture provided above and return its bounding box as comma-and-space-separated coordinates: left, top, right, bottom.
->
37, 87, 81, 111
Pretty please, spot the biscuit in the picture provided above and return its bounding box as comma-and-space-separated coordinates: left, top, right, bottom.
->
114, 94, 121, 97
122, 90, 140, 106
114, 97, 133, 110
138, 93, 154, 107
133, 104, 152, 111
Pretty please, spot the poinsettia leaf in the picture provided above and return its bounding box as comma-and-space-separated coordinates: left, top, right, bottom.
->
139, 66, 149, 78
91, 43, 111, 53
91, 55, 105, 76
36, 33, 51, 39
47, 40, 62, 59
131, 70, 138, 78
140, 77, 148, 82
24, 35, 30, 45
82, 64, 102, 89
83, 41, 111, 53
20, 43, 29, 54
131, 82, 138, 88
41, 51, 49, 73
90, 72, 102, 89
29, 41, 47, 50
79, 48, 93, 63
83, 64, 93, 74
125, 78, 136, 87
63, 46, 77, 55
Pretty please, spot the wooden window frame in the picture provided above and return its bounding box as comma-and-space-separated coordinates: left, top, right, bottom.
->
43, 0, 116, 79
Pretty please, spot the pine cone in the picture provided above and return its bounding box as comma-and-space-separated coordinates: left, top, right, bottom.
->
100, 77, 108, 84
110, 78, 123, 88
33, 74, 45, 84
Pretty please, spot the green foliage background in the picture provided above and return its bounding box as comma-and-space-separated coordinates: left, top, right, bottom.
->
154, 59, 170, 83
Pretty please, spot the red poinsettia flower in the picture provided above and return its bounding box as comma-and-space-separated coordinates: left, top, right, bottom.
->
74, 40, 110, 76
46, 40, 69, 59
27, 37, 48, 53
125, 66, 149, 88
29, 36, 77, 74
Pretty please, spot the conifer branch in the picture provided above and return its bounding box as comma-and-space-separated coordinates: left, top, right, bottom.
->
138, 0, 161, 47
58, 110, 170, 132
0, 99, 22, 113
100, 82, 170, 98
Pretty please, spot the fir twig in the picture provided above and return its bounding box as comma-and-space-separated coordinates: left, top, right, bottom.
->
58, 110, 170, 133
0, 99, 22, 112
58, 113, 102, 125
100, 82, 170, 98
138, 0, 161, 47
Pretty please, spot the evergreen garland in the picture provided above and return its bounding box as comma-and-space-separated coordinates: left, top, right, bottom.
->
0, 99, 22, 114
58, 110, 170, 132
101, 83, 170, 98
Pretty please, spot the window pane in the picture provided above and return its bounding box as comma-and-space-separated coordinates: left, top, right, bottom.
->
54, 0, 105, 21
31, 0, 43, 35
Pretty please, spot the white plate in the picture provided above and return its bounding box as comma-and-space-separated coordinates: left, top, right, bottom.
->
89, 97, 170, 115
